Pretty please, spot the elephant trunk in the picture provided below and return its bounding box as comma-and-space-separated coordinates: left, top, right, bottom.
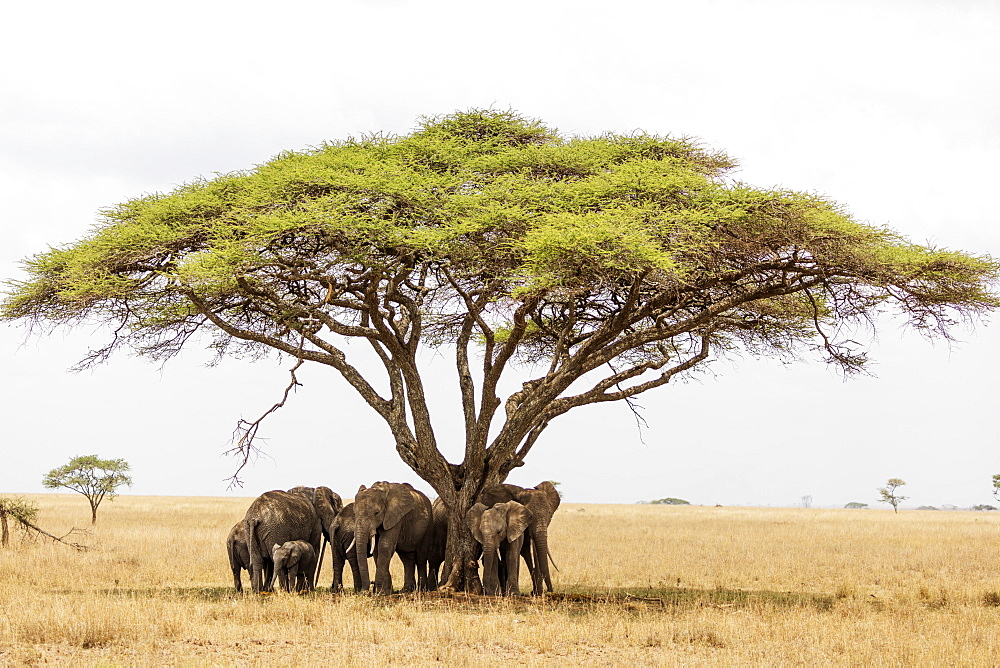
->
534, 527, 553, 594
481, 541, 501, 596
355, 521, 375, 593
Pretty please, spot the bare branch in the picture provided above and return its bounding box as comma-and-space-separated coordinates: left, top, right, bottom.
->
225, 355, 305, 488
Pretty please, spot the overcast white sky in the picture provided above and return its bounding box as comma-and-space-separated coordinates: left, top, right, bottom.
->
2, 0, 998, 508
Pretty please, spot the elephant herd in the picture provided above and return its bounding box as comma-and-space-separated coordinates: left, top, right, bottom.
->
226, 480, 561, 596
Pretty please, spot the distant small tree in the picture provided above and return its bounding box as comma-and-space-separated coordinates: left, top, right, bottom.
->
844, 502, 868, 509
973, 504, 997, 512
877, 478, 908, 514
993, 474, 1000, 502
42, 455, 132, 524
649, 497, 691, 505
801, 495, 813, 508
0, 497, 39, 547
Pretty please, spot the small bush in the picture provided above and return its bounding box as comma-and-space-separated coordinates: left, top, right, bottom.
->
982, 592, 1000, 607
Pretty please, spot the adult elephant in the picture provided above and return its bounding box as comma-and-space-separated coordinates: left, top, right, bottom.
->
226, 520, 251, 593
466, 501, 531, 596
354, 481, 432, 594
242, 485, 342, 593
480, 481, 560, 596
426, 497, 449, 590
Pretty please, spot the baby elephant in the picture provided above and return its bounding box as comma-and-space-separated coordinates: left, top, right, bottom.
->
270, 540, 318, 593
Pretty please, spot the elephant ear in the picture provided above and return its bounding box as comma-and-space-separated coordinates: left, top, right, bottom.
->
383, 485, 416, 531
315, 486, 343, 515
536, 481, 561, 512
466, 503, 487, 544
504, 502, 532, 542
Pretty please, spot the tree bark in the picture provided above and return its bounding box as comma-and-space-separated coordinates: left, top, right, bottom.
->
1, 511, 8, 548
440, 502, 482, 594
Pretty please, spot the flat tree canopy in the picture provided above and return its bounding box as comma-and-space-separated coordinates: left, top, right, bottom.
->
42, 455, 132, 524
4, 110, 997, 589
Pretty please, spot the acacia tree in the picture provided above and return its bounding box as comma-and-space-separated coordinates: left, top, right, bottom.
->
4, 110, 997, 591
42, 455, 132, 523
878, 478, 908, 513
0, 496, 38, 547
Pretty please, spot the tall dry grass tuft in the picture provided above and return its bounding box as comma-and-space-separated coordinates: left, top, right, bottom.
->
3, 495, 1000, 664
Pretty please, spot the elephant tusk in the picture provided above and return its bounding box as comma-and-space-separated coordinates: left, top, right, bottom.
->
346, 537, 355, 555
548, 550, 560, 572
316, 535, 327, 585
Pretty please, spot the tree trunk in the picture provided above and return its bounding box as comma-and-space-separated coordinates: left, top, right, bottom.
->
440, 502, 482, 594
90, 500, 98, 525
1, 510, 8, 548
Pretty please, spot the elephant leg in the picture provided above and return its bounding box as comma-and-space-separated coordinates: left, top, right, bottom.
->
505, 538, 523, 596
374, 536, 395, 594
249, 554, 265, 594
233, 567, 243, 593
398, 551, 417, 593
520, 537, 542, 596
331, 548, 345, 592
263, 560, 275, 593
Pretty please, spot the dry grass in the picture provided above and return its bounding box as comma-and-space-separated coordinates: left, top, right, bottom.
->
2, 495, 1000, 665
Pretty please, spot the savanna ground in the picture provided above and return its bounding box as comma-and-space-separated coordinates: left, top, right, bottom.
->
2, 494, 1000, 666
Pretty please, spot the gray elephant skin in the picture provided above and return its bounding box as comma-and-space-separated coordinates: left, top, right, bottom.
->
271, 540, 318, 592
426, 497, 449, 590
480, 481, 560, 595
354, 481, 433, 594
467, 500, 531, 595
226, 520, 251, 593
242, 485, 342, 593
329, 502, 372, 593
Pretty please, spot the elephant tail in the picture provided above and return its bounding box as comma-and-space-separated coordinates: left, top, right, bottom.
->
245, 516, 263, 592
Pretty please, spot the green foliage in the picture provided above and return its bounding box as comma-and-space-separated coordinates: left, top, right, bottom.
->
992, 474, 1000, 501
844, 502, 868, 509
42, 455, 132, 522
649, 497, 691, 505
877, 478, 908, 513
0, 496, 39, 524
2, 109, 998, 501
6, 109, 995, 372
973, 504, 996, 511
0, 496, 39, 547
